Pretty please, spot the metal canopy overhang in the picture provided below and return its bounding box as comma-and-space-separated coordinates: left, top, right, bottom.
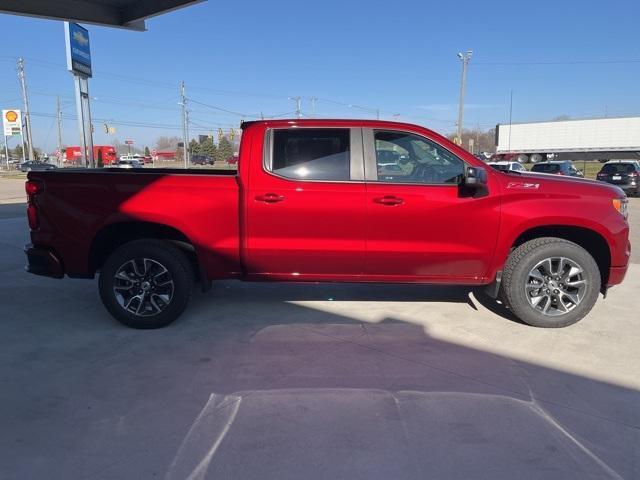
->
0, 0, 204, 31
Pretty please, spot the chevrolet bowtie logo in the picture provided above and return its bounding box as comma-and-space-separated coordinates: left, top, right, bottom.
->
73, 31, 89, 46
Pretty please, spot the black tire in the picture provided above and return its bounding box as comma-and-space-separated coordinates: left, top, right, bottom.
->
501, 237, 601, 328
99, 240, 194, 329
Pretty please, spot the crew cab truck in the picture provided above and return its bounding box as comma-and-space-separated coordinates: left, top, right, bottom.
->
24, 119, 630, 329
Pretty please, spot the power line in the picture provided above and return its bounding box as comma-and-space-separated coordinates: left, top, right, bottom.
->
474, 59, 640, 66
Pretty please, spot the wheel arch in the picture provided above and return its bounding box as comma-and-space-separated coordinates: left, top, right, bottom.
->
88, 221, 204, 285
510, 225, 611, 287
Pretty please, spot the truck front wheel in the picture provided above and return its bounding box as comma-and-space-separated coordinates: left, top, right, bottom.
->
99, 240, 193, 329
501, 238, 601, 328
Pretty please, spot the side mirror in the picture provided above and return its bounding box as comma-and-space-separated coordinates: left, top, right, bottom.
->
461, 166, 488, 197
464, 166, 488, 186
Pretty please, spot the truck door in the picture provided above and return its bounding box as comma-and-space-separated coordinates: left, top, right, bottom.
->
363, 128, 500, 282
245, 127, 366, 280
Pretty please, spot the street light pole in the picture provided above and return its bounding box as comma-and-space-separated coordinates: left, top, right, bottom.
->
456, 50, 473, 145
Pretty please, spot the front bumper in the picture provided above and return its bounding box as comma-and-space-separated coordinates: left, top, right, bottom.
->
24, 244, 64, 278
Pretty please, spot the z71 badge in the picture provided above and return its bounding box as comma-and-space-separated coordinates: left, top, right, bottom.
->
507, 182, 540, 190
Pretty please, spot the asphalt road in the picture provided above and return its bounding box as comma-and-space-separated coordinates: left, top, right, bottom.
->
1, 178, 639, 479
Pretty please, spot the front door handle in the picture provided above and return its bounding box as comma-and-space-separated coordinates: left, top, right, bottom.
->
255, 193, 285, 203
373, 195, 403, 206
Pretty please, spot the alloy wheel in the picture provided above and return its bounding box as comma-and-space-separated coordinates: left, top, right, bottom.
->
524, 257, 587, 316
113, 258, 174, 316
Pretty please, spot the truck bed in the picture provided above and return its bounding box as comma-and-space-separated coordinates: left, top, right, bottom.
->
27, 168, 242, 279
60, 167, 238, 176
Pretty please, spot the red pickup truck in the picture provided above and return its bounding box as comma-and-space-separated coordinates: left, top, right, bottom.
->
24, 119, 630, 329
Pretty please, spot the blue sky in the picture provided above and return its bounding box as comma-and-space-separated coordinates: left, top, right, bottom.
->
1, 0, 639, 152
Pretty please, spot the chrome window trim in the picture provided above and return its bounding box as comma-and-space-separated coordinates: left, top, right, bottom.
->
262, 127, 365, 183
363, 127, 468, 187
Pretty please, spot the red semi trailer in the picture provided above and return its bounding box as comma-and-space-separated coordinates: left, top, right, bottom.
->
64, 145, 118, 166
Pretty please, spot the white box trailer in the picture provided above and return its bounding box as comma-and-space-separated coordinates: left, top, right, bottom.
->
495, 117, 640, 163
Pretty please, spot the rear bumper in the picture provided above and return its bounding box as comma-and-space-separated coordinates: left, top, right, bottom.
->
616, 184, 639, 193
24, 244, 64, 278
607, 265, 628, 287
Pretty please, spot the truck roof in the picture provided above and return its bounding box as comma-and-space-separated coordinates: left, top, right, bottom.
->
240, 118, 432, 131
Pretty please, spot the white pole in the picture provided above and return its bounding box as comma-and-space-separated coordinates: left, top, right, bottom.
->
81, 77, 95, 168
4, 136, 9, 170
20, 131, 26, 162
73, 75, 88, 166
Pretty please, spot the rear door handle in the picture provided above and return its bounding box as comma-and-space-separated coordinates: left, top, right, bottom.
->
255, 193, 285, 203
373, 195, 403, 206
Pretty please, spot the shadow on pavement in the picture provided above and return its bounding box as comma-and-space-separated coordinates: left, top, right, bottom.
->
1, 282, 638, 479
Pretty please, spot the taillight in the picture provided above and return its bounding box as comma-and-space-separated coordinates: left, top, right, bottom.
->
25, 180, 43, 196
27, 203, 38, 229
25, 180, 43, 230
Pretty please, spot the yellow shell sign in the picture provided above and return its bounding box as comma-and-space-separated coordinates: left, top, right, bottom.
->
2, 109, 22, 136
5, 110, 18, 123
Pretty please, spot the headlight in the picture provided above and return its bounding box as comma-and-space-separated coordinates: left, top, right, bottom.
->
612, 197, 628, 219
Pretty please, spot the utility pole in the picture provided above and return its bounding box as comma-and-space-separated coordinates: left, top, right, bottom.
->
56, 96, 63, 164
376, 108, 380, 120
17, 58, 35, 161
508, 90, 514, 152
180, 81, 188, 168
456, 50, 473, 145
185, 109, 190, 167
310, 97, 317, 117
289, 96, 302, 118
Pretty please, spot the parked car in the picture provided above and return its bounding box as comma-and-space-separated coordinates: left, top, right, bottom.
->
24, 119, 629, 330
191, 155, 213, 165
113, 159, 143, 169
596, 160, 640, 196
487, 161, 527, 173
226, 155, 239, 165
119, 154, 145, 162
20, 161, 57, 172
530, 161, 584, 177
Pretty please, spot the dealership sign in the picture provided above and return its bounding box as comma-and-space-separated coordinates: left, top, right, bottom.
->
2, 109, 22, 136
64, 22, 92, 77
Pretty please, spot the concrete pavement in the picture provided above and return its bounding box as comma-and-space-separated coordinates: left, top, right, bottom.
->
0, 178, 639, 479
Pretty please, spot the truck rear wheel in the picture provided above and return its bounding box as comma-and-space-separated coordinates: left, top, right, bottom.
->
501, 237, 600, 328
515, 154, 529, 164
99, 240, 193, 329
529, 153, 544, 163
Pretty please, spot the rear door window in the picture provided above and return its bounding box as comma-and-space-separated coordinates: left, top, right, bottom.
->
270, 128, 351, 181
